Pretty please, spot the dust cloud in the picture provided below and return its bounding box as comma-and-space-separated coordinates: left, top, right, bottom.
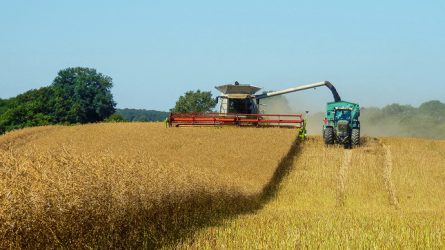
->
259, 96, 445, 140
307, 110, 445, 139
303, 111, 407, 137
258, 96, 295, 114
258, 95, 323, 134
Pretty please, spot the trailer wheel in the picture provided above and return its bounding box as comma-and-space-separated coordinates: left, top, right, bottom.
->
324, 127, 334, 145
352, 128, 360, 146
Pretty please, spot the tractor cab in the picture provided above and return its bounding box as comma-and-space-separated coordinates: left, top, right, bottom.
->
334, 108, 353, 144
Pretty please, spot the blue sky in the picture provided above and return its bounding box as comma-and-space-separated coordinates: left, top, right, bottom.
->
1, 1, 444, 112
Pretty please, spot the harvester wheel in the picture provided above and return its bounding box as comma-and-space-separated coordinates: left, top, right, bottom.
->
352, 128, 360, 146
324, 127, 334, 145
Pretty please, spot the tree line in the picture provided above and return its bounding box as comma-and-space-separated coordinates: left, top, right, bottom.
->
0, 71, 217, 134
115, 109, 169, 122
2, 70, 444, 139
360, 101, 445, 139
0, 67, 116, 134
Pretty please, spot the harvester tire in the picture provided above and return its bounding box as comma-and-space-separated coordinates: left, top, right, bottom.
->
352, 128, 360, 146
324, 127, 334, 145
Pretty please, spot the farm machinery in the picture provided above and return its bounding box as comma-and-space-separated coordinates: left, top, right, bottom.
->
323, 101, 361, 148
168, 80, 360, 145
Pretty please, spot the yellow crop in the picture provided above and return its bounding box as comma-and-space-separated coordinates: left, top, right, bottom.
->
178, 137, 445, 249
0, 123, 295, 248
1, 123, 444, 249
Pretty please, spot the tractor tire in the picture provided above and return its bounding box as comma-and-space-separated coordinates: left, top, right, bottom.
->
352, 128, 360, 146
324, 127, 334, 145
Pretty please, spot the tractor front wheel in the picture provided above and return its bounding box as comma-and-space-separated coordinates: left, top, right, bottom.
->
352, 128, 360, 146
324, 127, 334, 145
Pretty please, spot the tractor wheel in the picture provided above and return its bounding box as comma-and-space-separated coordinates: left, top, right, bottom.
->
324, 127, 334, 145
352, 128, 360, 146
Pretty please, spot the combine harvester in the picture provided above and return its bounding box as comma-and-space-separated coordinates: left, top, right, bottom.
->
168, 81, 360, 147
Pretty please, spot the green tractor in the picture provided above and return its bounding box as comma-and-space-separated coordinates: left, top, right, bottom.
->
323, 101, 360, 148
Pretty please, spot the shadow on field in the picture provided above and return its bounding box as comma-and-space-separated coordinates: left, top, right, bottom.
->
151, 138, 302, 249
2, 138, 301, 249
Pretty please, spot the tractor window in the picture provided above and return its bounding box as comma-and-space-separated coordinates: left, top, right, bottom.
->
335, 110, 352, 121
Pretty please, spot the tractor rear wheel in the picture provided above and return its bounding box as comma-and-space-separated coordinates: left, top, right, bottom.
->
324, 127, 334, 145
352, 128, 360, 146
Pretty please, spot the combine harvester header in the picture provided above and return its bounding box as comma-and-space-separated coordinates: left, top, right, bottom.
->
168, 113, 304, 129
168, 81, 341, 131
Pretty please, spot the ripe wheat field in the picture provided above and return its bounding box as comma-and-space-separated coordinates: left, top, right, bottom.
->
0, 123, 444, 249
0, 123, 296, 248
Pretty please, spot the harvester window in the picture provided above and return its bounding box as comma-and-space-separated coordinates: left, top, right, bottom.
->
228, 99, 253, 114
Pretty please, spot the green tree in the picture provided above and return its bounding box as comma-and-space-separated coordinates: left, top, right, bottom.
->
0, 87, 54, 133
381, 103, 415, 116
52, 67, 116, 123
0, 98, 10, 116
116, 109, 169, 121
105, 113, 126, 122
419, 100, 445, 118
171, 90, 216, 113
0, 67, 117, 134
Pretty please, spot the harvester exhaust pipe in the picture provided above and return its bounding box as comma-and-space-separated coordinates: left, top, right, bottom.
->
255, 81, 342, 102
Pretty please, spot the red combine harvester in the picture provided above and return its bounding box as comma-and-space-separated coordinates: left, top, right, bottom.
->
167, 81, 341, 136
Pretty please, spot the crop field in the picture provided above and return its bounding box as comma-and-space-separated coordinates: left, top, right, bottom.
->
0, 123, 296, 248
1, 123, 444, 249
178, 137, 445, 249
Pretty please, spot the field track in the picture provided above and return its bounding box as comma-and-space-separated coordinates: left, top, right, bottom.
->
180, 136, 445, 249
380, 141, 400, 209
336, 150, 352, 207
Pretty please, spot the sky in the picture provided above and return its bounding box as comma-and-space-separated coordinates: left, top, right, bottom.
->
1, 1, 444, 112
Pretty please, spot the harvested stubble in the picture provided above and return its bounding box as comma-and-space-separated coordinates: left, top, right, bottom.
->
0, 123, 297, 248
179, 137, 445, 249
